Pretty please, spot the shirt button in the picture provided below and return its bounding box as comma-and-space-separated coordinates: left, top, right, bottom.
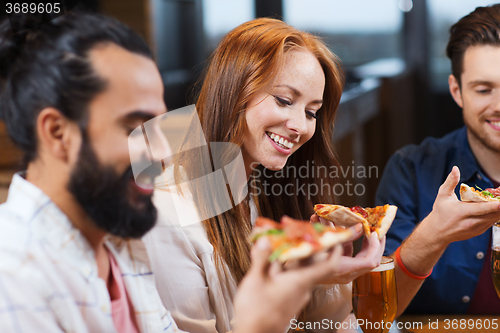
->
477, 174, 483, 180
462, 295, 470, 303
477, 252, 485, 260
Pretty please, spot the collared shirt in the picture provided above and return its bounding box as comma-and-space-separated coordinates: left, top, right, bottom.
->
0, 174, 182, 332
376, 127, 499, 314
145, 176, 352, 333
108, 248, 140, 333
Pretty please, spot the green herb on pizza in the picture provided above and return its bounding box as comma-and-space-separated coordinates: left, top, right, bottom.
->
250, 217, 353, 263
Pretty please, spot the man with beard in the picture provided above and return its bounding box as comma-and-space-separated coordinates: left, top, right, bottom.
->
0, 11, 175, 333
0, 11, 349, 333
376, 4, 500, 316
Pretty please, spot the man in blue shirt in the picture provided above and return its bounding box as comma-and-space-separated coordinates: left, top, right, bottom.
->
376, 4, 500, 315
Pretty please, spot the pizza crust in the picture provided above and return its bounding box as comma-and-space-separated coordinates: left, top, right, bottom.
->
373, 205, 397, 240
460, 183, 500, 202
319, 230, 354, 248
279, 242, 314, 262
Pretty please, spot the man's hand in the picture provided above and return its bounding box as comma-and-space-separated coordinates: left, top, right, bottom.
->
424, 166, 500, 248
393, 166, 500, 316
233, 236, 342, 333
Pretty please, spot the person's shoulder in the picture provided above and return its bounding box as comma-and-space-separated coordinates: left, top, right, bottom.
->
393, 127, 465, 162
0, 203, 41, 272
0, 209, 64, 309
0, 202, 31, 244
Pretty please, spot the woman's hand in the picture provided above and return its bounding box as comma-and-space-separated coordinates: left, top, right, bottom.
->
314, 232, 385, 284
233, 237, 343, 333
311, 214, 360, 257
310, 214, 385, 285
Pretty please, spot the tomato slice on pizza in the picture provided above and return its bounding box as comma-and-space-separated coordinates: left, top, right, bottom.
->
460, 183, 500, 202
250, 217, 354, 262
313, 204, 397, 240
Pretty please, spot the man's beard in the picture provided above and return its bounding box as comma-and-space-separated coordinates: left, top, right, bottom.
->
67, 136, 158, 239
464, 116, 500, 154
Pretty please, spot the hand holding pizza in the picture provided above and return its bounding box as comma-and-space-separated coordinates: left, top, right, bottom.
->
249, 216, 383, 285
234, 235, 343, 333
314, 203, 397, 240
310, 214, 360, 258
424, 166, 500, 246
249, 216, 355, 263
309, 214, 385, 284
312, 231, 385, 285
388, 166, 500, 316
311, 210, 386, 284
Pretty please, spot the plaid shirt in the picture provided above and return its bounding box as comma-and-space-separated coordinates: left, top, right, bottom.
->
0, 173, 183, 332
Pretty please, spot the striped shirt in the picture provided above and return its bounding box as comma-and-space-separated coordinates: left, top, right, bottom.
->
0, 173, 183, 333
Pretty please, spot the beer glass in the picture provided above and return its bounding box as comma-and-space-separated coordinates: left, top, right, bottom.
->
352, 257, 398, 333
492, 222, 500, 298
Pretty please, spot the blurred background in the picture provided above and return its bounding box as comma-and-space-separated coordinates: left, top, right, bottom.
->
0, 0, 498, 205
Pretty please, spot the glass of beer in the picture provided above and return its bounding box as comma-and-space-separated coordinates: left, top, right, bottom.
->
352, 257, 398, 333
492, 222, 500, 298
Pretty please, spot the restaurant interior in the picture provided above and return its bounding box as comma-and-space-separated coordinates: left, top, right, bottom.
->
0, 0, 497, 206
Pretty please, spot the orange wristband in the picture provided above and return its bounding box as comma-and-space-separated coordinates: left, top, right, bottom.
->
395, 246, 432, 280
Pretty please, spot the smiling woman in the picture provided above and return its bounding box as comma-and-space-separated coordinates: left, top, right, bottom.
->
243, 49, 325, 175
144, 18, 383, 333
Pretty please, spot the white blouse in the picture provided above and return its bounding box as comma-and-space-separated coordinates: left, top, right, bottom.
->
144, 178, 352, 333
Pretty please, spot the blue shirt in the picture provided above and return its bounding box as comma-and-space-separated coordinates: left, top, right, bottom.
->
375, 127, 492, 314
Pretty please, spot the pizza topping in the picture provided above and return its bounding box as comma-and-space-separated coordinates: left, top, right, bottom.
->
313, 223, 326, 233
249, 228, 285, 242
364, 205, 389, 231
475, 186, 500, 199
460, 183, 500, 203
268, 243, 293, 262
250, 217, 353, 262
313, 203, 397, 240
485, 187, 500, 197
282, 218, 322, 250
350, 206, 368, 218
313, 204, 334, 218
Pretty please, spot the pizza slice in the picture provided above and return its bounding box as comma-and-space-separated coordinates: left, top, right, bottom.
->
313, 204, 397, 240
250, 217, 354, 262
460, 183, 500, 202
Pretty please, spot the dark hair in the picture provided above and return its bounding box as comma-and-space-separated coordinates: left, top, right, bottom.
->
0, 12, 153, 164
446, 4, 500, 87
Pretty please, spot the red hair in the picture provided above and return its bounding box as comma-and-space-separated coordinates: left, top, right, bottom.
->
177, 18, 344, 282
